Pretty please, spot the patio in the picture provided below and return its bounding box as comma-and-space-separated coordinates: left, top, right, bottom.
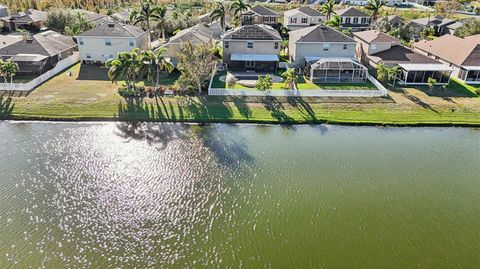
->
304, 58, 368, 84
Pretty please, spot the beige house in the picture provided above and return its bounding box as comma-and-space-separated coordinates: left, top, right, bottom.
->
289, 25, 357, 68
222, 24, 281, 72
354, 30, 453, 85
76, 21, 149, 64
412, 34, 480, 84
160, 23, 213, 67
283, 6, 324, 30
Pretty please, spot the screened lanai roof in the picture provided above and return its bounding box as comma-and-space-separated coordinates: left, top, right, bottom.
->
398, 63, 453, 72
306, 57, 366, 70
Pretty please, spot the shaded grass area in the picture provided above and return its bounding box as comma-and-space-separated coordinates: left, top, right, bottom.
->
296, 76, 377, 90
3, 64, 480, 126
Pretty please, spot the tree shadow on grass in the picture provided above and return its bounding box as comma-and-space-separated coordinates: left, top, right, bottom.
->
286, 96, 316, 121
231, 95, 252, 119
403, 93, 439, 113
261, 96, 293, 122
0, 94, 15, 119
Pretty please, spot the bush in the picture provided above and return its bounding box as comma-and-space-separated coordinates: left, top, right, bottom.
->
226, 74, 237, 89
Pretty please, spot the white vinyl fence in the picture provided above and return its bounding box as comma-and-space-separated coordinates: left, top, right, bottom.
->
208, 72, 389, 98
0, 52, 80, 92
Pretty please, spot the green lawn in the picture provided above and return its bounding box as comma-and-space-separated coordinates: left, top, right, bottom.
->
1, 63, 480, 126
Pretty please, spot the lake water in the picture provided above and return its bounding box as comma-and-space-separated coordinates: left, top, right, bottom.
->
0, 122, 479, 268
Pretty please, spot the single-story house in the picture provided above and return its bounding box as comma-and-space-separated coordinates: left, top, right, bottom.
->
413, 34, 480, 84
0, 30, 77, 75
354, 30, 453, 85
240, 5, 279, 26
283, 6, 324, 30
76, 21, 149, 64
222, 24, 281, 72
0, 9, 47, 32
160, 23, 213, 66
336, 7, 371, 32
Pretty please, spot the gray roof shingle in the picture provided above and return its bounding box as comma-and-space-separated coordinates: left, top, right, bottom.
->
222, 24, 281, 40
292, 25, 354, 43
76, 21, 145, 37
243, 5, 279, 16
297, 6, 323, 17
337, 7, 369, 17
0, 30, 76, 57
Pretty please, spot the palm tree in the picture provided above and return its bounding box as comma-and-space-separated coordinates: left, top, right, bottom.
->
230, 0, 251, 19
210, 1, 227, 32
130, 0, 161, 32
155, 5, 168, 39
320, 0, 336, 22
326, 15, 341, 29
281, 69, 298, 90
365, 0, 385, 22
0, 61, 19, 84
139, 48, 174, 89
106, 49, 142, 90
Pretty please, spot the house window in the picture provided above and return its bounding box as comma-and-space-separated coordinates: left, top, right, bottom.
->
361, 17, 366, 24
274, 42, 279, 49
343, 44, 348, 50
291, 17, 297, 24
270, 16, 276, 22
224, 41, 229, 48
301, 18, 308, 24
323, 43, 330, 51
105, 38, 112, 46
78, 37, 84, 45
353, 17, 359, 24
345, 17, 351, 24
247, 41, 254, 49
129, 39, 134, 46
86, 54, 91, 59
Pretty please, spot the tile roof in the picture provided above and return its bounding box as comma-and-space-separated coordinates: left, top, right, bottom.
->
412, 34, 480, 66
76, 21, 145, 37
291, 25, 354, 43
353, 30, 399, 43
336, 7, 369, 17
369, 45, 439, 65
111, 8, 132, 23
243, 5, 279, 16
0, 30, 76, 57
2, 9, 47, 24
73, 9, 108, 25
222, 24, 281, 40
0, 34, 23, 49
410, 16, 454, 27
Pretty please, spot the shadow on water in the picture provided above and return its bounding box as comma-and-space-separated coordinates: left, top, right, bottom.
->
0, 94, 15, 119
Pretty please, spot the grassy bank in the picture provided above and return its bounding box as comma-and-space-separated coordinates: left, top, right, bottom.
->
1, 64, 480, 126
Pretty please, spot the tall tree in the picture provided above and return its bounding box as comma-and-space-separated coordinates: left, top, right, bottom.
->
326, 15, 341, 29
365, 0, 385, 22
0, 60, 19, 84
130, 0, 161, 32
139, 48, 174, 89
155, 5, 168, 39
176, 43, 215, 93
281, 69, 298, 90
320, 0, 336, 22
229, 0, 251, 19
210, 1, 227, 32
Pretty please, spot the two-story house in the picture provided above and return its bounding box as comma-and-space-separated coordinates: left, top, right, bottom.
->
1, 9, 47, 32
222, 24, 282, 72
354, 30, 453, 85
289, 24, 368, 83
76, 21, 150, 64
337, 7, 371, 32
283, 6, 324, 30
240, 5, 279, 27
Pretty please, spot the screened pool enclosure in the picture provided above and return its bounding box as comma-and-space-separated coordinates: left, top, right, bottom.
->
304, 58, 368, 83
397, 64, 453, 85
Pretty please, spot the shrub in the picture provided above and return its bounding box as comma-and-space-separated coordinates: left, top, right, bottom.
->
226, 74, 237, 89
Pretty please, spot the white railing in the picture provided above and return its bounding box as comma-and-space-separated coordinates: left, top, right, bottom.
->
0, 52, 80, 92
209, 88, 387, 97
208, 73, 389, 97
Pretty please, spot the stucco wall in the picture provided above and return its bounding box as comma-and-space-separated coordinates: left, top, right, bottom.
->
292, 42, 356, 67
223, 40, 281, 63
78, 32, 149, 63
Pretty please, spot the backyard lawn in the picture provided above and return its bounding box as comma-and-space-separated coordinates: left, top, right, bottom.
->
1, 64, 479, 126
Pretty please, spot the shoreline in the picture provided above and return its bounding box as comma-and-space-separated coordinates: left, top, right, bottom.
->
3, 116, 480, 128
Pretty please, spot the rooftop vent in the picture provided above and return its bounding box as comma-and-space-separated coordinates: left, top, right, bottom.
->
107, 23, 115, 28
